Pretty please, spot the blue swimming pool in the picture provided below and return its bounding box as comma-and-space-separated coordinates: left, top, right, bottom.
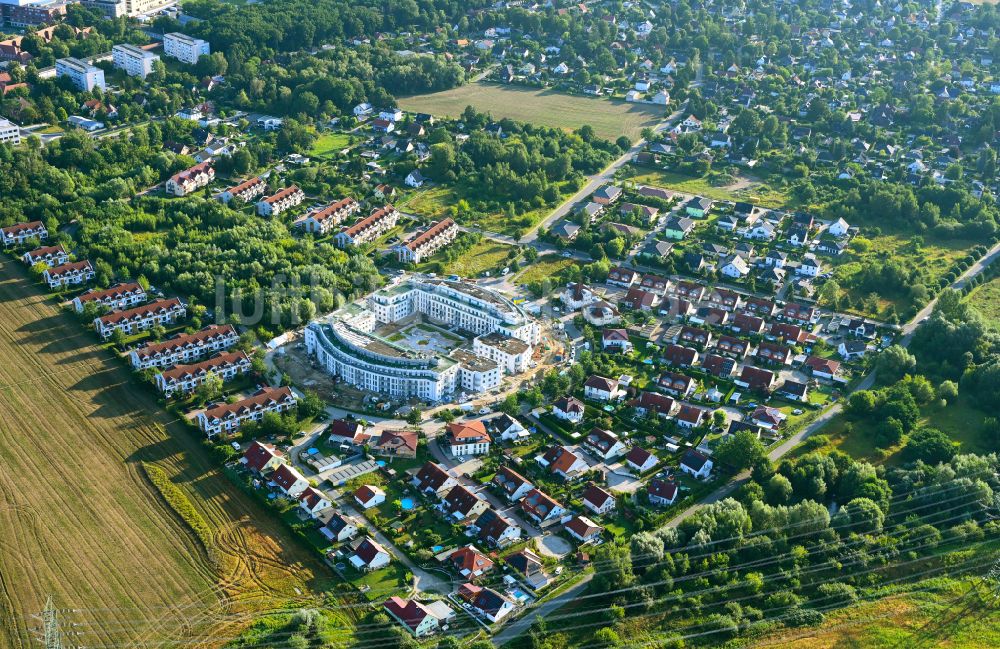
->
400, 497, 415, 510
431, 545, 444, 553
376, 460, 387, 467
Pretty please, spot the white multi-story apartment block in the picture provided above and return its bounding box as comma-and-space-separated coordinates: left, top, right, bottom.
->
472, 332, 532, 374
72, 282, 146, 313
94, 298, 185, 339
196, 386, 296, 437
112, 44, 159, 78
450, 349, 502, 393
256, 185, 305, 216
124, 0, 170, 16
394, 218, 459, 263
1, 221, 47, 247
0, 118, 21, 145
306, 316, 462, 402
163, 32, 210, 65
55, 57, 106, 91
334, 205, 399, 247
304, 275, 538, 402
293, 198, 360, 235
129, 324, 239, 370
166, 162, 214, 196
23, 245, 69, 267
155, 350, 251, 396
368, 277, 541, 345
43, 260, 94, 288
218, 176, 267, 204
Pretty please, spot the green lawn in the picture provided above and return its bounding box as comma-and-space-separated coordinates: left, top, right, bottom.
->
832, 235, 976, 318
310, 132, 354, 157
352, 563, 411, 600
398, 82, 665, 142
621, 167, 793, 209
401, 184, 567, 237
425, 240, 515, 277
514, 255, 575, 285
965, 276, 1000, 330
400, 186, 455, 220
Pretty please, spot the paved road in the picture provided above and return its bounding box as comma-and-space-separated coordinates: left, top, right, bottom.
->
341, 500, 454, 595
663, 238, 1000, 529
517, 103, 687, 245
517, 62, 702, 246
494, 573, 595, 646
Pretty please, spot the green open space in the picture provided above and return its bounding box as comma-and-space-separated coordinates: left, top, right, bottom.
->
309, 131, 355, 157
514, 255, 576, 285
965, 276, 1000, 329
398, 82, 664, 142
831, 234, 976, 317
621, 166, 794, 209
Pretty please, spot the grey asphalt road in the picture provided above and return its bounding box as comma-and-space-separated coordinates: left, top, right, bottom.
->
494, 573, 595, 646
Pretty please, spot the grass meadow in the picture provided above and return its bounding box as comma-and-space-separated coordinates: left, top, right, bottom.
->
398, 82, 664, 142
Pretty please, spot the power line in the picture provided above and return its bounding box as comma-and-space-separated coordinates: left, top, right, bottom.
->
43, 596, 63, 649
47, 471, 995, 628
72, 506, 994, 649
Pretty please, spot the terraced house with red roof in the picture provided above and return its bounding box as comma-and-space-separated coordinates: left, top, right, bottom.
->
165, 161, 214, 196
22, 244, 68, 267
93, 298, 186, 339
218, 176, 266, 204
394, 217, 459, 263
155, 350, 251, 397
1, 221, 47, 247
72, 282, 146, 313
293, 198, 360, 235
129, 324, 239, 370
195, 386, 297, 437
256, 184, 305, 216
42, 260, 94, 289
334, 205, 400, 247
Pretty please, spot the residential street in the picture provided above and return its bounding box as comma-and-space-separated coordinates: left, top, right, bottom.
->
518, 103, 686, 245
494, 574, 595, 646
518, 62, 702, 245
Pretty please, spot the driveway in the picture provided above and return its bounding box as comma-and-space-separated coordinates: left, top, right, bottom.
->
537, 533, 573, 559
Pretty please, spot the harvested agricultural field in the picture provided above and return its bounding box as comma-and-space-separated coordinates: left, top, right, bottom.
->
398, 82, 664, 142
0, 255, 349, 649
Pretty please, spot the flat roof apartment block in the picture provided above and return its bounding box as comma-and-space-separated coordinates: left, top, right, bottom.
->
55, 57, 105, 91
112, 43, 159, 78
0, 118, 20, 145
163, 32, 210, 65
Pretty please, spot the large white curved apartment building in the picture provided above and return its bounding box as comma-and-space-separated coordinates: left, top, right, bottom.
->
304, 276, 538, 402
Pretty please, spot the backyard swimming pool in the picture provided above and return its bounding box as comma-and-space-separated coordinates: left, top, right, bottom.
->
400, 497, 415, 510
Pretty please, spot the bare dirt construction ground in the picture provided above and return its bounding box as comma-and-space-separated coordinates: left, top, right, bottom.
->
0, 256, 348, 649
